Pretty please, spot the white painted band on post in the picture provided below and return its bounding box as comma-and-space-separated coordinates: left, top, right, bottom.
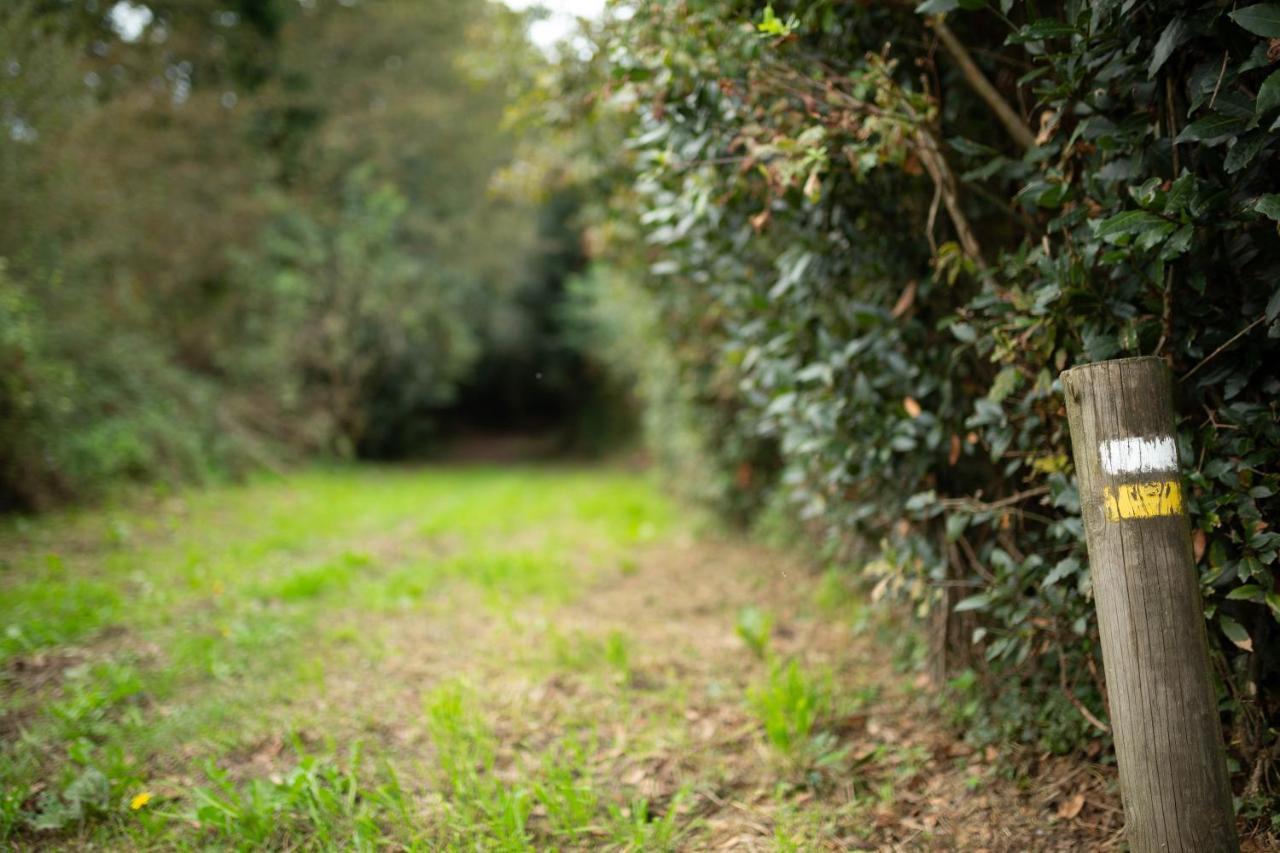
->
1099, 436, 1178, 475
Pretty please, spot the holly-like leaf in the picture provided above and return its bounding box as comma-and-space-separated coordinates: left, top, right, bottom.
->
954, 593, 992, 612
1093, 209, 1171, 244
1225, 131, 1271, 174
1229, 4, 1280, 37
1266, 287, 1280, 323
1227, 583, 1266, 601
1011, 19, 1078, 42
915, 0, 959, 12
1148, 17, 1190, 79
1254, 194, 1280, 221
1257, 70, 1280, 116
1175, 113, 1251, 145
1219, 614, 1254, 652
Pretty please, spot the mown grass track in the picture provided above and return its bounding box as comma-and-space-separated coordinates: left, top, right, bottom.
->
0, 464, 1121, 849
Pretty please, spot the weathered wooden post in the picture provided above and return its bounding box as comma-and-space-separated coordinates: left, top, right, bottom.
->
1062, 356, 1237, 852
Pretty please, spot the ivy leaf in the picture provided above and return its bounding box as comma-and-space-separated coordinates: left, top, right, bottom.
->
1229, 4, 1280, 37
1257, 70, 1280, 116
1219, 614, 1254, 652
1175, 113, 1251, 145
915, 0, 959, 12
1148, 18, 1190, 79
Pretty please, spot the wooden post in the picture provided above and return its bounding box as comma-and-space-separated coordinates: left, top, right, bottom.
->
1062, 356, 1237, 852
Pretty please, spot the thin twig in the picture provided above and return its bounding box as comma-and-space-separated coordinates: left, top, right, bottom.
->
1153, 264, 1174, 363
1208, 51, 1229, 111
935, 486, 1050, 512
1058, 643, 1111, 733
1201, 404, 1242, 431
1180, 313, 1267, 381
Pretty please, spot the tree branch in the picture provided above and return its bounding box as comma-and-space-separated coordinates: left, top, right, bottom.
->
927, 16, 1037, 152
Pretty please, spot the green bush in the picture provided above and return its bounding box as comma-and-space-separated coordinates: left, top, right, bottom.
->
560, 0, 1280, 793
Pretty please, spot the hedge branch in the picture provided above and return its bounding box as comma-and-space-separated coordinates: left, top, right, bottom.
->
912, 125, 990, 273
926, 16, 1037, 152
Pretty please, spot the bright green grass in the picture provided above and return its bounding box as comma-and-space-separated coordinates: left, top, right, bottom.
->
0, 463, 680, 849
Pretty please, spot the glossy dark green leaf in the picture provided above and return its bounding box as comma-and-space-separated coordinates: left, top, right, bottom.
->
1093, 209, 1169, 243
954, 593, 992, 613
1148, 17, 1189, 78
1224, 132, 1271, 174
1257, 70, 1280, 116
1175, 113, 1251, 145
1255, 194, 1280, 221
1229, 4, 1280, 37
1226, 583, 1266, 601
1018, 19, 1078, 39
1218, 614, 1253, 651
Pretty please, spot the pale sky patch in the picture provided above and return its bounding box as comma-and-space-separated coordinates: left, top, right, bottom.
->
109, 1, 154, 42
503, 0, 605, 52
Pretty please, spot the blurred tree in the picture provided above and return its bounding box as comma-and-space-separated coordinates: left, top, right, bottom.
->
0, 0, 563, 505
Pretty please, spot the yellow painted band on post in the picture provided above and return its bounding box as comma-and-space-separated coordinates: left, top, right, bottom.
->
1103, 480, 1183, 521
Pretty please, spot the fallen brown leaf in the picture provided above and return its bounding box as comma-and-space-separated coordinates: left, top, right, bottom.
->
1057, 792, 1086, 820
891, 280, 917, 319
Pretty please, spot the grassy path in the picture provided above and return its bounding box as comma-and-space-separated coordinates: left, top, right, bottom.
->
0, 464, 1120, 849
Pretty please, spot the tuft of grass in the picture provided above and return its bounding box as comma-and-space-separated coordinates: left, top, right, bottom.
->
606, 785, 693, 850
48, 659, 145, 742
262, 551, 372, 602
442, 549, 574, 604
735, 606, 774, 660
604, 630, 631, 677
548, 628, 632, 682
423, 681, 532, 849
748, 659, 843, 775
531, 738, 600, 842
813, 568, 869, 629
189, 743, 411, 849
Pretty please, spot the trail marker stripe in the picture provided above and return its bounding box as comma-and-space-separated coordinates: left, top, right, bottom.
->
1099, 436, 1177, 475
1102, 480, 1183, 521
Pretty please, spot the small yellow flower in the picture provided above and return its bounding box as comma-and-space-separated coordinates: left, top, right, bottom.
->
130, 791, 152, 810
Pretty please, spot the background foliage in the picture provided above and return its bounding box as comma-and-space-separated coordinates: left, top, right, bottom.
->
0, 0, 597, 508
549, 0, 1280, 805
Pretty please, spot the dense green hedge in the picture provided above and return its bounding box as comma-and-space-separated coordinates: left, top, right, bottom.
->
568, 0, 1280, 808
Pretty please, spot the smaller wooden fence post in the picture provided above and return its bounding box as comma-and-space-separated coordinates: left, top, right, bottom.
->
1062, 356, 1236, 852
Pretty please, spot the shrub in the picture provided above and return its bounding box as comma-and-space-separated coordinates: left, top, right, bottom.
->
559, 0, 1280, 794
